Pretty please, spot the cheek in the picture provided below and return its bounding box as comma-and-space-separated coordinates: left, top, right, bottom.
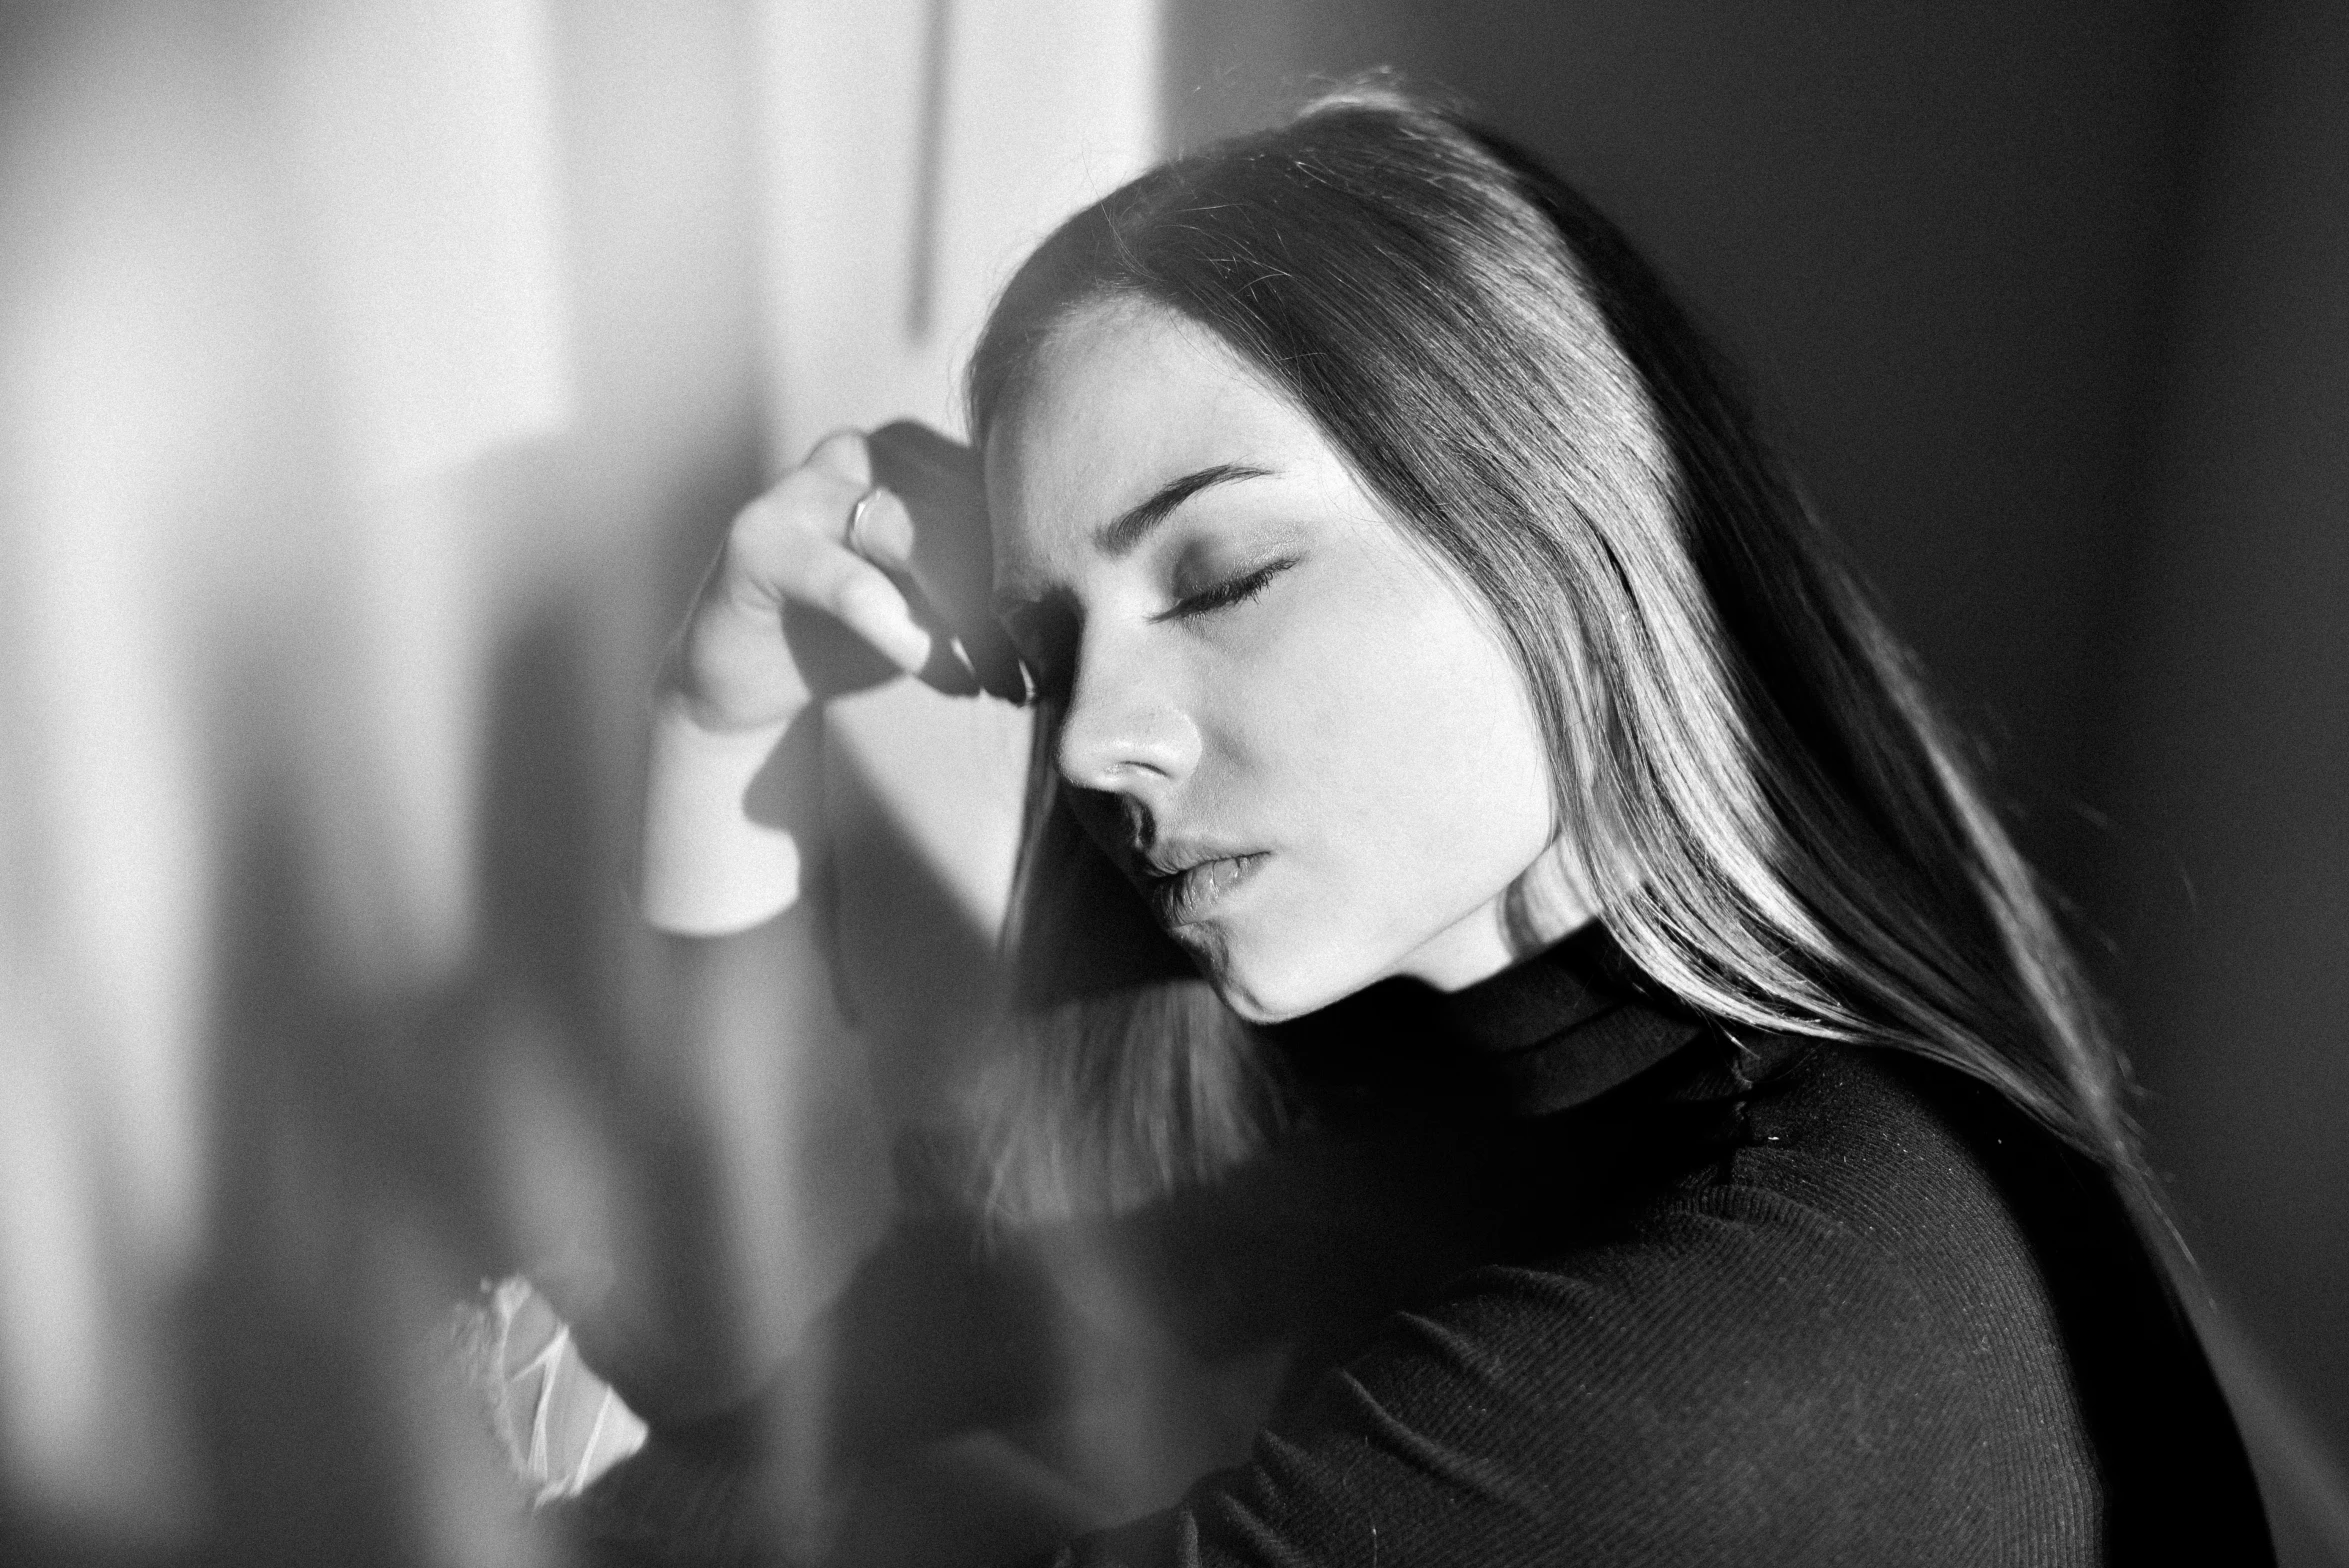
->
1337, 630, 1552, 873
1223, 567, 1555, 931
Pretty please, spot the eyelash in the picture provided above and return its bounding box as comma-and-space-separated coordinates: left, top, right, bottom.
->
1157, 558, 1295, 623
1010, 557, 1296, 705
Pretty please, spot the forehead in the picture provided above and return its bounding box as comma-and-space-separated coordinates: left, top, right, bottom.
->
983, 301, 1337, 579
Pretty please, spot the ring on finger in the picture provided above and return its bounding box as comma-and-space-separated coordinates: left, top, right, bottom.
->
845, 484, 884, 561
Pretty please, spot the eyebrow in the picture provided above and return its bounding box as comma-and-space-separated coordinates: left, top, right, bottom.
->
1092, 462, 1274, 559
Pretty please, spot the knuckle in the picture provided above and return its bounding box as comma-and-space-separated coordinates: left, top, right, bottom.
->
747, 470, 856, 545
775, 464, 869, 525
721, 507, 826, 593
803, 427, 873, 478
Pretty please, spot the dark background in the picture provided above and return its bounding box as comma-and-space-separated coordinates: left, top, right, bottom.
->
1162, 0, 2348, 1555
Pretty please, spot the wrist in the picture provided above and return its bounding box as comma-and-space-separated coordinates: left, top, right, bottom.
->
638, 697, 809, 936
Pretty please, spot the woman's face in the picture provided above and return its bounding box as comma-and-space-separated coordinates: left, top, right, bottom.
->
986, 300, 1565, 1022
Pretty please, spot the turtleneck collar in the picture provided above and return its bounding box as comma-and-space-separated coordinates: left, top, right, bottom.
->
1264, 919, 1709, 1119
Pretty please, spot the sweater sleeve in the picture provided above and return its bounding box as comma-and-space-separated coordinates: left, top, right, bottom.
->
567, 1210, 1073, 1563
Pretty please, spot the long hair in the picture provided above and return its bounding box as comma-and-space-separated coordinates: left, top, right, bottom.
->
955, 86, 2147, 1232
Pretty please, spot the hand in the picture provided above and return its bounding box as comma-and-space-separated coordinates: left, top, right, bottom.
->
660, 422, 1026, 734
454, 1275, 648, 1506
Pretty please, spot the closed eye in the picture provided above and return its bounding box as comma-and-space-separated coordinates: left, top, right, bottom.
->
1155, 557, 1297, 623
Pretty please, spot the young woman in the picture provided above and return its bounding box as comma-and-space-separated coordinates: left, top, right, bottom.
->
558, 89, 2271, 1564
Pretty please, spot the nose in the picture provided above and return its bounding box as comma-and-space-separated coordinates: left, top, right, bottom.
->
1053, 626, 1200, 803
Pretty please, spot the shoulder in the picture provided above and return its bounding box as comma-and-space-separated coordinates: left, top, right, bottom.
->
1066, 1035, 2270, 1566
1154, 1149, 2090, 1563
1309, 1038, 2113, 1545
1575, 1035, 2113, 1418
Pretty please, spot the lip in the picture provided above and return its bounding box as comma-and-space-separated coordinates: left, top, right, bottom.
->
1141, 851, 1267, 928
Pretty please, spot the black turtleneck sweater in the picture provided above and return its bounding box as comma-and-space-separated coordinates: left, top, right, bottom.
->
576, 925, 2272, 1565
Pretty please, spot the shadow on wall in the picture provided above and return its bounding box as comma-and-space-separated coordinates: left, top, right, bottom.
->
158, 524, 907, 1568
165, 587, 746, 1568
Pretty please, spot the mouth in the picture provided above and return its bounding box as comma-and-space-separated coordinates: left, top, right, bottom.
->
1140, 852, 1267, 928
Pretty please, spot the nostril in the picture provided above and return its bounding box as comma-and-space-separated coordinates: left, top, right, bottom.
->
1059, 785, 1150, 870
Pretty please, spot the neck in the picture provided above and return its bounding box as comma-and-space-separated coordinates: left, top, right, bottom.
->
1392, 845, 1598, 993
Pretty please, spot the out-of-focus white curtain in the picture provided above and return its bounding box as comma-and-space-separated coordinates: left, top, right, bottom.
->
0, 2, 1157, 1560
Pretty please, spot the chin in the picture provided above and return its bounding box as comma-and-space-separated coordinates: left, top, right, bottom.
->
1184, 923, 1374, 1025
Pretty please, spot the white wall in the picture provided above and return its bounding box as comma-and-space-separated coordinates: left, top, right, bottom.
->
0, 1, 1168, 1558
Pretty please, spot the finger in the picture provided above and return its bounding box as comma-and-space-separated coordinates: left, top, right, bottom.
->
848, 478, 1027, 701
735, 463, 867, 569
799, 542, 934, 675
847, 487, 1008, 694
841, 487, 959, 653
800, 427, 874, 488
961, 618, 1031, 705
919, 635, 984, 698
843, 485, 916, 569
905, 573, 1023, 702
